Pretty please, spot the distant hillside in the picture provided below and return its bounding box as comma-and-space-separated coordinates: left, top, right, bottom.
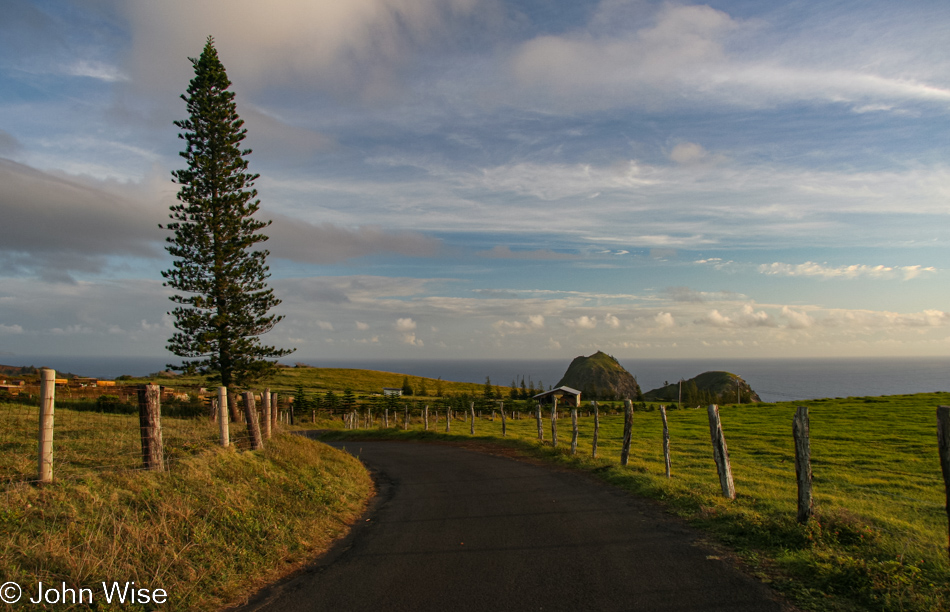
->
644, 371, 760, 405
555, 351, 641, 401
0, 364, 81, 379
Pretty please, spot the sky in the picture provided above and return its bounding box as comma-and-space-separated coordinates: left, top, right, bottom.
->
1, 0, 949, 364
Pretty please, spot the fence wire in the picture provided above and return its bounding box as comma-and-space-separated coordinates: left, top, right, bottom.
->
0, 388, 285, 486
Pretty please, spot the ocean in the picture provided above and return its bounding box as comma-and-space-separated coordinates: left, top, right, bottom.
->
7, 355, 949, 403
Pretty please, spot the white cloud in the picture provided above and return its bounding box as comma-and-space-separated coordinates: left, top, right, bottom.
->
698, 305, 774, 328
508, 2, 950, 113
355, 321, 370, 331
654, 312, 675, 328
564, 315, 598, 329
316, 321, 334, 331
781, 306, 815, 329
604, 313, 620, 328
64, 60, 128, 82
121, 0, 484, 99
759, 261, 938, 280
669, 142, 726, 165
528, 315, 545, 329
402, 333, 424, 346
395, 317, 417, 331
0, 324, 24, 334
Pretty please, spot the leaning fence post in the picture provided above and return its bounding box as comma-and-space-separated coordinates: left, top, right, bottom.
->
551, 397, 559, 447
570, 408, 578, 455
138, 384, 165, 471
592, 401, 600, 459
620, 399, 633, 466
501, 403, 507, 437
707, 404, 735, 499
271, 393, 278, 431
937, 406, 950, 561
37, 368, 56, 483
262, 388, 272, 439
793, 406, 813, 524
424, 405, 429, 430
244, 391, 264, 451
470, 402, 475, 435
660, 405, 671, 478
218, 386, 229, 447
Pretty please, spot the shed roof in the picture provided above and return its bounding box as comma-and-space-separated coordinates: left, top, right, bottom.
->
532, 386, 581, 400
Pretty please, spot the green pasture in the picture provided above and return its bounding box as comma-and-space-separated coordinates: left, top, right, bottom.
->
121, 365, 506, 399
321, 392, 950, 612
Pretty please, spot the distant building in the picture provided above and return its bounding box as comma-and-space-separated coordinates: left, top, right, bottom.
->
382, 387, 403, 397
0, 380, 24, 395
532, 386, 582, 407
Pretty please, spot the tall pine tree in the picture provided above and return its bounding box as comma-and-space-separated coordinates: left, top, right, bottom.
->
162, 37, 293, 388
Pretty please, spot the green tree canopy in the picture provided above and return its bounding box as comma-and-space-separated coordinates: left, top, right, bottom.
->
162, 37, 292, 388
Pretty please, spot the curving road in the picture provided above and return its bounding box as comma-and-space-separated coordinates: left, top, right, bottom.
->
234, 441, 791, 612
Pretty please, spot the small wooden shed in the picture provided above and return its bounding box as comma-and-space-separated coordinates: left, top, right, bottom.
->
532, 386, 581, 407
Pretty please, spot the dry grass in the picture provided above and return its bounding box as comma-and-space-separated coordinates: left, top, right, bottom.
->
0, 433, 372, 611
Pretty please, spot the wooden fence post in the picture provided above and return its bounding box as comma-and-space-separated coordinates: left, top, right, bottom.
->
218, 387, 229, 447
793, 406, 813, 524
228, 390, 240, 423
404, 406, 409, 430
551, 397, 558, 447
937, 406, 950, 561
470, 402, 475, 435
262, 388, 271, 439
660, 405, 671, 478
37, 368, 55, 483
620, 399, 633, 466
501, 403, 507, 437
446, 408, 451, 432
138, 384, 165, 471
592, 401, 600, 459
271, 393, 278, 431
536, 402, 544, 441
707, 404, 736, 499
570, 408, 578, 456
243, 391, 264, 451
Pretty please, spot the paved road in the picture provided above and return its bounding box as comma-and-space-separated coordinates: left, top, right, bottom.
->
235, 441, 790, 612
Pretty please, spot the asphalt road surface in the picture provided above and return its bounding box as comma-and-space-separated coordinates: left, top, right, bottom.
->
235, 441, 791, 612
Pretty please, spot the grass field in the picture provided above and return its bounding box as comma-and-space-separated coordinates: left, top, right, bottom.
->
121, 365, 508, 400
318, 392, 950, 612
3, 373, 948, 611
0, 405, 372, 611
0, 403, 227, 483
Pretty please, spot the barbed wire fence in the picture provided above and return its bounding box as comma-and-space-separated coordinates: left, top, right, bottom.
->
0, 369, 292, 486
332, 393, 950, 561
4, 371, 948, 562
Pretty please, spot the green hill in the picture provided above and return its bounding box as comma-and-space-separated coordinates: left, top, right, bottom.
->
644, 371, 760, 405
555, 351, 641, 401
